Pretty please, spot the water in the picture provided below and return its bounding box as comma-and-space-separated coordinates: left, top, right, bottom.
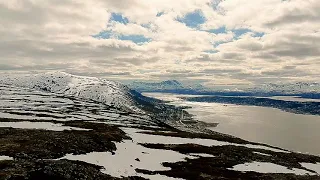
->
143, 93, 320, 156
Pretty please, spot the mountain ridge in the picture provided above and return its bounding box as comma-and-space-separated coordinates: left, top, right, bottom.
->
128, 80, 320, 98
0, 72, 143, 113
127, 80, 205, 93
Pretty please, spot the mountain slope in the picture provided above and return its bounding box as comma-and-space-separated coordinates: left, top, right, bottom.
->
0, 72, 206, 130
0, 72, 142, 112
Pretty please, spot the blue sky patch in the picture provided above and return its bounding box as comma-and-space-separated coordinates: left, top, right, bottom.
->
253, 32, 265, 37
118, 35, 151, 44
232, 28, 252, 38
177, 10, 206, 28
92, 30, 113, 39
110, 13, 129, 24
92, 31, 151, 44
204, 50, 218, 54
207, 26, 227, 34
207, 27, 264, 38
232, 28, 265, 39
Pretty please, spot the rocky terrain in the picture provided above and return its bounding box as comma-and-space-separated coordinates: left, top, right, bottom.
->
0, 72, 320, 180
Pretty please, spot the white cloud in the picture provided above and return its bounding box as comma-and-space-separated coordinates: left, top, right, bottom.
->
0, 0, 319, 86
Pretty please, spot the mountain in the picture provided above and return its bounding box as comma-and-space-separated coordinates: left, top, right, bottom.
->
0, 72, 144, 112
128, 80, 320, 99
127, 80, 205, 93
0, 72, 196, 125
248, 82, 320, 94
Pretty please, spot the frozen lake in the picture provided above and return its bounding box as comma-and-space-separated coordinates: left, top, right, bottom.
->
144, 93, 320, 156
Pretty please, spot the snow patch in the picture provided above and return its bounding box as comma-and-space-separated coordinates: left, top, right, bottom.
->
123, 128, 290, 153
0, 112, 53, 121
0, 121, 90, 131
229, 161, 315, 175
253, 152, 272, 156
0, 156, 13, 161
60, 139, 194, 179
300, 162, 320, 175
60, 128, 291, 178
141, 174, 184, 180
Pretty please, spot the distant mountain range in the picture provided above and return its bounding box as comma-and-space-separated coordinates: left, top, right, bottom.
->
248, 82, 320, 94
127, 80, 205, 94
127, 80, 320, 99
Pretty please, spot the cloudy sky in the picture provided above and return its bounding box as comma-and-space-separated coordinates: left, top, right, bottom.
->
0, 0, 319, 87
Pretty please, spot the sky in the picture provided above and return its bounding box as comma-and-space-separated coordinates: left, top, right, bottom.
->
0, 0, 319, 88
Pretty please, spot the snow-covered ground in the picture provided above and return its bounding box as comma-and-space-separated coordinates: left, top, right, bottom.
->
248, 82, 320, 94
0, 72, 141, 112
0, 121, 90, 131
0, 156, 13, 161
61, 140, 192, 179
122, 128, 289, 153
300, 162, 320, 175
229, 161, 315, 175
60, 127, 293, 179
253, 152, 272, 156
0, 85, 158, 128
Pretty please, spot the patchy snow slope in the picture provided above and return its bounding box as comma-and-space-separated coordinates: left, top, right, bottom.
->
229, 161, 315, 175
0, 85, 158, 127
0, 121, 90, 131
0, 72, 141, 112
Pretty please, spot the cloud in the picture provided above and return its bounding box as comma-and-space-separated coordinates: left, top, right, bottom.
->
0, 0, 319, 87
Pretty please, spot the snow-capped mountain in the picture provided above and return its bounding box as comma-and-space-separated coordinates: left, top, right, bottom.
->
0, 72, 142, 112
248, 82, 320, 94
128, 80, 205, 93
128, 79, 320, 98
